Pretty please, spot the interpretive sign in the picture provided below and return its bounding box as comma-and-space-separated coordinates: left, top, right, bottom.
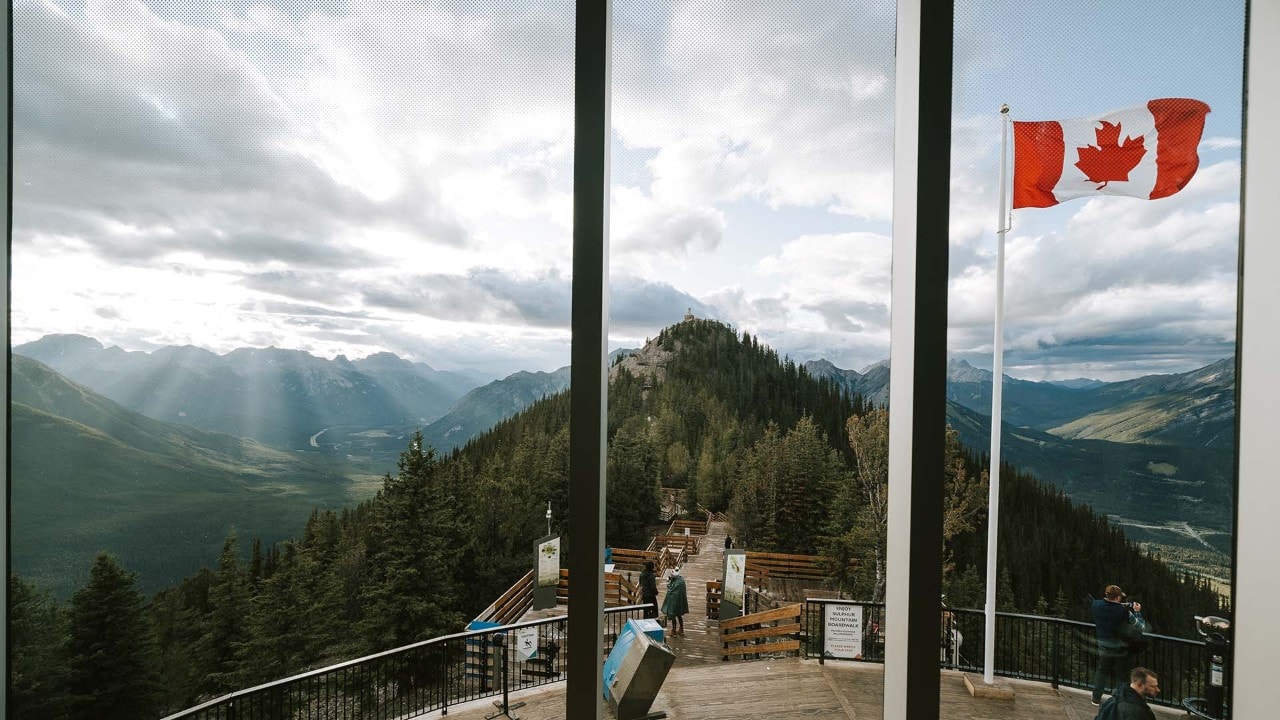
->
823, 603, 864, 659
720, 549, 746, 621
533, 534, 560, 610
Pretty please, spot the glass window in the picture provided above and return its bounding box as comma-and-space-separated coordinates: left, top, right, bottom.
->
945, 0, 1244, 714
10, 1, 574, 716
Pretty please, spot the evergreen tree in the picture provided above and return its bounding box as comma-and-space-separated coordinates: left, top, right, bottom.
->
9, 573, 71, 720
829, 409, 890, 601
66, 553, 161, 720
730, 424, 783, 550
606, 417, 661, 547
194, 533, 252, 693
151, 567, 214, 709
359, 432, 464, 650
774, 416, 840, 554
997, 565, 1017, 612
942, 565, 984, 609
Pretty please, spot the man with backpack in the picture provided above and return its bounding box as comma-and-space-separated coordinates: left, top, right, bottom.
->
1094, 667, 1160, 720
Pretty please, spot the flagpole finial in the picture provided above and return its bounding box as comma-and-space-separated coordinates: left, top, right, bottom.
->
1000, 103, 1009, 114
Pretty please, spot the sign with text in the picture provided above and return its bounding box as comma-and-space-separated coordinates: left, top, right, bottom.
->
533, 534, 560, 610
823, 604, 864, 660
720, 550, 746, 621
516, 626, 539, 661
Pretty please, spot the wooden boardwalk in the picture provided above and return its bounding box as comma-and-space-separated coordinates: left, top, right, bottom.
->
663, 520, 729, 665
518, 522, 731, 665
452, 522, 1187, 719
428, 659, 1186, 720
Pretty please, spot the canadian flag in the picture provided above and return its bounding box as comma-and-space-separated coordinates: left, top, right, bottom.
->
1012, 98, 1210, 209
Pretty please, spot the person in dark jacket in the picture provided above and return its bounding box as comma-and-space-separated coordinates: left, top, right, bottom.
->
1092, 584, 1140, 704
1095, 667, 1159, 720
661, 568, 690, 635
639, 561, 659, 618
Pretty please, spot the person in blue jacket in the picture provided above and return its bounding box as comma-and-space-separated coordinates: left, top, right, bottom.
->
1091, 584, 1141, 705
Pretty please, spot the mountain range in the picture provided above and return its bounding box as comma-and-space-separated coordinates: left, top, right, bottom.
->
804, 356, 1236, 450
10, 332, 1236, 593
14, 334, 480, 461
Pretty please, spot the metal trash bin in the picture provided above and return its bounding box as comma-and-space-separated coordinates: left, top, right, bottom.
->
603, 619, 675, 720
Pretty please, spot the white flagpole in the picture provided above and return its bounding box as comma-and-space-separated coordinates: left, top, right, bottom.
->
983, 104, 1012, 686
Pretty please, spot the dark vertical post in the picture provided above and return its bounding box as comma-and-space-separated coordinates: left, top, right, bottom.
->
907, 0, 951, 714
885, 0, 951, 718
1051, 622, 1060, 689
568, 0, 611, 718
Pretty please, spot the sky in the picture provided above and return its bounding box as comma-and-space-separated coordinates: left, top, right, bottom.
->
9, 0, 1246, 382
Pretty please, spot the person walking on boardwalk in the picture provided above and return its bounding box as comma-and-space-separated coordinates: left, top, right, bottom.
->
662, 567, 690, 636
639, 561, 659, 618
1094, 667, 1160, 720
1091, 584, 1140, 705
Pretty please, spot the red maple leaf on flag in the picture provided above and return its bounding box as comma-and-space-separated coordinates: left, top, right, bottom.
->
1074, 120, 1146, 189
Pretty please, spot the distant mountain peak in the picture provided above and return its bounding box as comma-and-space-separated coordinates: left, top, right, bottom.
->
946, 358, 992, 383
15, 333, 105, 356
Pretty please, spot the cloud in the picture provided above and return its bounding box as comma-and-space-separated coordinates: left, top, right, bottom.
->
688, 231, 893, 371
611, 185, 726, 267
9, 0, 1243, 384
946, 160, 1241, 377
611, 1, 897, 219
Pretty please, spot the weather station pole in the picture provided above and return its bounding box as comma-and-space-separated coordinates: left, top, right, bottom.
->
984, 103, 1012, 686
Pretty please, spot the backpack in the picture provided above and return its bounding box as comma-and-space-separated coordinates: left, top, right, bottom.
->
1094, 695, 1120, 720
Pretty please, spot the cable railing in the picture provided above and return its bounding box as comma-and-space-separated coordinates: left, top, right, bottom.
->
801, 599, 1211, 712
161, 604, 651, 720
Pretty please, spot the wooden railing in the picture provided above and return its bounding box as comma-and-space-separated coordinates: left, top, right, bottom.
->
609, 547, 658, 572
720, 603, 803, 660
648, 534, 700, 556
670, 518, 710, 536
744, 551, 830, 584
659, 487, 686, 521
698, 506, 729, 523
554, 568, 640, 607
705, 581, 774, 619
472, 569, 534, 626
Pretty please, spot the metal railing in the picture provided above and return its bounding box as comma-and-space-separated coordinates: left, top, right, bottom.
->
802, 599, 1209, 711
162, 604, 651, 720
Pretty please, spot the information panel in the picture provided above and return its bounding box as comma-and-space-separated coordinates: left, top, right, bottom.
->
533, 534, 560, 610
823, 603, 864, 660
720, 549, 746, 621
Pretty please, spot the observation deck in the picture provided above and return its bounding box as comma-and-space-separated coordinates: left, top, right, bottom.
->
431, 660, 1185, 719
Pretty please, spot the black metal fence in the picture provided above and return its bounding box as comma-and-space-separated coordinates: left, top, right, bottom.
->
161, 604, 650, 720
802, 599, 1209, 711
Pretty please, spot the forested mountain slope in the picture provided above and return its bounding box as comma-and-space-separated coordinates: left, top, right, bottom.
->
9, 318, 1226, 718
10, 356, 366, 597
